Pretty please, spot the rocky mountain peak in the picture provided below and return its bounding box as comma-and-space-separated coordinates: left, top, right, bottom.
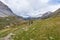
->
0, 1, 15, 17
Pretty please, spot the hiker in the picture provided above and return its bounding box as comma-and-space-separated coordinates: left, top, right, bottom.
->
29, 20, 33, 25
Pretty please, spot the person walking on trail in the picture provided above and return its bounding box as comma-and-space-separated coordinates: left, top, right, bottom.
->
28, 20, 33, 25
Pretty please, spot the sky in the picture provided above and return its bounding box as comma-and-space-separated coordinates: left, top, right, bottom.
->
0, 0, 60, 17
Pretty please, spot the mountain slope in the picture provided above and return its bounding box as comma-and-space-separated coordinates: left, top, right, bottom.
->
52, 8, 60, 17
41, 11, 52, 19
0, 1, 15, 17
0, 1, 25, 29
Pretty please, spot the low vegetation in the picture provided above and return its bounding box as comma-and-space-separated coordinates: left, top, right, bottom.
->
0, 16, 60, 40
0, 16, 21, 29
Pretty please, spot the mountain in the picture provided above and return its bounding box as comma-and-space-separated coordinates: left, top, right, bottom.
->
41, 11, 52, 19
25, 11, 52, 20
23, 8, 60, 20
0, 1, 15, 17
40, 8, 60, 19
0, 1, 24, 19
52, 8, 60, 17
23, 17, 41, 20
0, 1, 25, 29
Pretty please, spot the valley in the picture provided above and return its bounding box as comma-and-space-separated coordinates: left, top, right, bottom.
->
0, 1, 60, 40
0, 16, 60, 40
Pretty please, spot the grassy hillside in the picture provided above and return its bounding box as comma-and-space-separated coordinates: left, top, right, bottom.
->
0, 16, 60, 40
0, 16, 23, 30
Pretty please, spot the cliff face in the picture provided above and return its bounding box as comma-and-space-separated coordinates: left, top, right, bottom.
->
0, 1, 15, 17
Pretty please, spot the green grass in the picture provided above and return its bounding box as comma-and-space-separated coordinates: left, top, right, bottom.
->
0, 16, 60, 40
0, 16, 21, 29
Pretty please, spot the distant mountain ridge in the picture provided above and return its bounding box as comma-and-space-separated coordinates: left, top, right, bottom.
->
25, 8, 60, 20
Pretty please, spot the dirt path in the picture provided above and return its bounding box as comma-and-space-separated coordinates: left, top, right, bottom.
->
0, 33, 16, 40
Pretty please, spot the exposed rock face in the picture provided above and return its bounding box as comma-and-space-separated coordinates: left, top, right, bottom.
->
41, 11, 52, 19
52, 8, 60, 17
0, 1, 15, 17
41, 8, 60, 19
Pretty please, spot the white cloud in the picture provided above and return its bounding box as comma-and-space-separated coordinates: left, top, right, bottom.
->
39, 0, 49, 3
0, 0, 60, 17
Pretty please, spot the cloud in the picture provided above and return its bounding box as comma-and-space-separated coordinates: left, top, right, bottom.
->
0, 0, 60, 17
